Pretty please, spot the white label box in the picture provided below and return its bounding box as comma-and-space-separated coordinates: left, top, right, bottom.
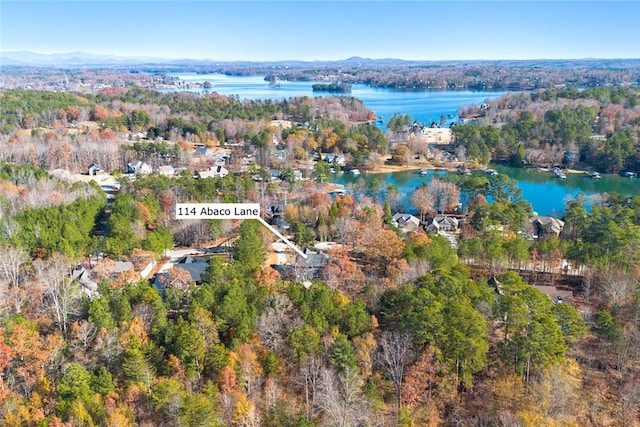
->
175, 203, 260, 219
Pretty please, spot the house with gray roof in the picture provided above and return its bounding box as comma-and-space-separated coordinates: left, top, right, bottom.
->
176, 256, 209, 283
426, 216, 459, 233
295, 249, 330, 282
71, 267, 98, 296
273, 248, 330, 282
194, 146, 212, 157
528, 216, 565, 239
392, 213, 421, 233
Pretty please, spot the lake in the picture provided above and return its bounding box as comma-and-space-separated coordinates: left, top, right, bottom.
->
334, 166, 640, 216
164, 73, 507, 128
165, 73, 640, 215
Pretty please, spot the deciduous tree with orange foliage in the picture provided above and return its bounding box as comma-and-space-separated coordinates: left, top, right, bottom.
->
355, 227, 404, 277
402, 346, 447, 425
1, 320, 64, 398
322, 246, 365, 294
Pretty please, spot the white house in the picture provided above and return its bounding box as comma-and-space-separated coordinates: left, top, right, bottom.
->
197, 165, 229, 179
325, 154, 346, 166
158, 165, 176, 176
127, 161, 153, 175
426, 216, 459, 233
88, 163, 104, 176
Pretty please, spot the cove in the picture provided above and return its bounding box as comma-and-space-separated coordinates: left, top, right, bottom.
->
334, 166, 640, 217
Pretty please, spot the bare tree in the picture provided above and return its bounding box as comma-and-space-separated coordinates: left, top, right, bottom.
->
317, 366, 370, 427
455, 145, 467, 163
298, 355, 324, 420
256, 294, 300, 354
600, 268, 637, 308
32, 254, 82, 335
396, 259, 432, 285
411, 185, 434, 222
429, 178, 461, 214
68, 319, 98, 367
496, 411, 521, 427
378, 330, 414, 414
0, 244, 29, 313
94, 327, 123, 368
69, 319, 98, 352
616, 379, 640, 424
173, 219, 212, 247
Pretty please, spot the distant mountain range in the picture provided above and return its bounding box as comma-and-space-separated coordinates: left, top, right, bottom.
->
0, 51, 176, 66
2, 51, 639, 69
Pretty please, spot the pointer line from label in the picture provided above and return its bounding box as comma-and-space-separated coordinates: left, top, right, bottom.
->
256, 217, 308, 259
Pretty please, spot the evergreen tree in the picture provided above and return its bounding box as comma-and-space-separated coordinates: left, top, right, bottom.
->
383, 201, 393, 224
234, 220, 265, 273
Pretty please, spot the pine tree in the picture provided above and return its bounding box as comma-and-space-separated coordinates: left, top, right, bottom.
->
234, 220, 266, 273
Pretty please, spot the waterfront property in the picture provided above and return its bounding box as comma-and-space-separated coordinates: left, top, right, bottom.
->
426, 216, 460, 234
528, 216, 565, 239
392, 213, 421, 233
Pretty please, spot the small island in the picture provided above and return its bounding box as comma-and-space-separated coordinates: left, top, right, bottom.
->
312, 82, 352, 93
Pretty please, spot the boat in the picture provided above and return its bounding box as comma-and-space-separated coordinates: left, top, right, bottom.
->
485, 168, 499, 176
418, 168, 429, 175
621, 171, 637, 178
458, 168, 472, 176
328, 185, 347, 196
552, 168, 567, 179
588, 171, 601, 179
349, 169, 361, 175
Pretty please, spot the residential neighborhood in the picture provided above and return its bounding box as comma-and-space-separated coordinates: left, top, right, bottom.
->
0, 54, 639, 426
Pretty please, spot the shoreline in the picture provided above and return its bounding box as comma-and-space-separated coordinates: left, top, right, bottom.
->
366, 161, 596, 176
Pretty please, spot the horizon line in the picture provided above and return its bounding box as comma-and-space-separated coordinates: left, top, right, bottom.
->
2, 51, 640, 64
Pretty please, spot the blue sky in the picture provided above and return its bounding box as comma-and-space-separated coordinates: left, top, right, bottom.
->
1, 1, 639, 61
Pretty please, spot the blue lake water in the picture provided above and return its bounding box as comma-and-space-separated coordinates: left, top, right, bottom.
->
334, 167, 640, 216
163, 73, 640, 216
165, 73, 506, 128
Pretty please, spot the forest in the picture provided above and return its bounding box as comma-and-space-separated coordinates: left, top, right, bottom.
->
0, 77, 640, 426
451, 86, 640, 172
